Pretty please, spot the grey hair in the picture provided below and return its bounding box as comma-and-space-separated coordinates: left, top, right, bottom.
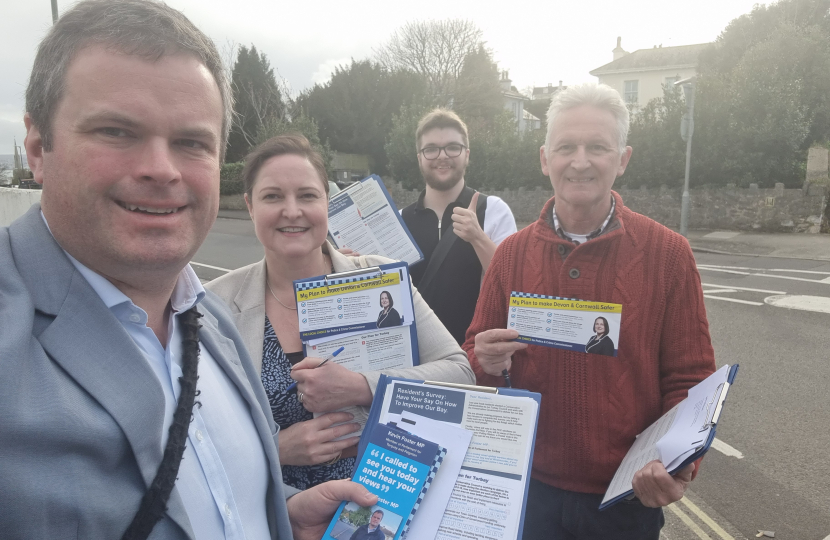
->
544, 83, 629, 155
25, 0, 233, 161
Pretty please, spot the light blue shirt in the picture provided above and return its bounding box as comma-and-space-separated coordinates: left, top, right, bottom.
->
46, 216, 270, 539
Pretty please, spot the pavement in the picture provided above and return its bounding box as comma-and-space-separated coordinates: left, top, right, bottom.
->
219, 208, 830, 262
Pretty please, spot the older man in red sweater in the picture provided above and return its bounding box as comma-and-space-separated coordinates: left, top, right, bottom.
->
464, 83, 716, 539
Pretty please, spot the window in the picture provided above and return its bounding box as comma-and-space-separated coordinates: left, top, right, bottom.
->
665, 76, 680, 87
624, 80, 638, 104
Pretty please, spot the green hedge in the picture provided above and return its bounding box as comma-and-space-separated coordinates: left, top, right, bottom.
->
220, 162, 244, 195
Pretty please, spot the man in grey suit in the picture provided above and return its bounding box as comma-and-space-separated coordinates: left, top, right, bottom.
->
0, 1, 375, 539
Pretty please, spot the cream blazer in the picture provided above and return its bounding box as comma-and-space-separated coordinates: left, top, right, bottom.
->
206, 241, 474, 393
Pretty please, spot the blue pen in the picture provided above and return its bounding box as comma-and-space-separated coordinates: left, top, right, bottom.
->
286, 346, 346, 394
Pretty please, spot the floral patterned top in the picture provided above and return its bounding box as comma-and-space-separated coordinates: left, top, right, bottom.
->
260, 316, 355, 490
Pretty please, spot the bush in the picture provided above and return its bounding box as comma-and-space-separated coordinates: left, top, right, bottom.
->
220, 162, 245, 195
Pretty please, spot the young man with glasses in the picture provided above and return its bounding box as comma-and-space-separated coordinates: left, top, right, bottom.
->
401, 109, 516, 345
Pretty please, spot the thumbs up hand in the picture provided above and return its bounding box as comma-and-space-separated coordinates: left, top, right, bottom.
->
451, 191, 486, 244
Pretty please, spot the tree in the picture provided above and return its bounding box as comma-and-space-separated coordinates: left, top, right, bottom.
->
622, 85, 687, 188
294, 60, 426, 175
693, 0, 830, 187
374, 19, 484, 105
256, 112, 333, 178
347, 506, 371, 527
386, 104, 547, 191
453, 46, 503, 126
226, 45, 285, 162
385, 101, 432, 189
464, 111, 548, 191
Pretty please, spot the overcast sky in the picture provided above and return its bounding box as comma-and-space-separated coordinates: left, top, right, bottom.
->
1, 0, 763, 156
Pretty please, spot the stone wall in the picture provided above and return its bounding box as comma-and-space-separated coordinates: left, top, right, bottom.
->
382, 181, 828, 233
0, 186, 42, 227
216, 180, 828, 233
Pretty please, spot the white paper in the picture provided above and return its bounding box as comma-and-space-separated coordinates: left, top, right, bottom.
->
392, 412, 473, 540
378, 381, 538, 540
306, 326, 414, 373
602, 364, 733, 506
328, 176, 422, 265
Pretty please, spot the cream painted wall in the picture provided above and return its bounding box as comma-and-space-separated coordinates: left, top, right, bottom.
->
597, 67, 697, 107
0, 186, 42, 227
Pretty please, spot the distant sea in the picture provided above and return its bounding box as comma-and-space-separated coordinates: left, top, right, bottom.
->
0, 154, 28, 168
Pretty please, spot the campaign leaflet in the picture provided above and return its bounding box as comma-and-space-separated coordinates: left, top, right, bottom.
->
322, 424, 446, 540
328, 175, 423, 265
294, 263, 414, 341
377, 382, 539, 540
507, 291, 622, 356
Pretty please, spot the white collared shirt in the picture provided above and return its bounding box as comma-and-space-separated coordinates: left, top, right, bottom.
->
46, 214, 270, 539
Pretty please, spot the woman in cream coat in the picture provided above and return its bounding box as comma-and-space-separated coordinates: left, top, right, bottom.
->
207, 134, 473, 490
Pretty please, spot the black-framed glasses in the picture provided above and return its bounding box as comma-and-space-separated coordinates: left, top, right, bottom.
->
419, 143, 467, 160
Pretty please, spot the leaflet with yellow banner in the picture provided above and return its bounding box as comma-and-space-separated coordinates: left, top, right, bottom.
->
295, 261, 415, 341
508, 291, 622, 356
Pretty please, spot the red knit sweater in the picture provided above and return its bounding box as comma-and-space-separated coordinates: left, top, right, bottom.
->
464, 192, 716, 494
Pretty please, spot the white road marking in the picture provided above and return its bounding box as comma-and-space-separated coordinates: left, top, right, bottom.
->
680, 498, 735, 540
702, 283, 786, 295
765, 295, 830, 314
821, 535, 830, 540
699, 265, 830, 284
667, 503, 711, 539
702, 289, 738, 295
698, 263, 830, 276
702, 231, 741, 240
704, 295, 764, 306
190, 261, 232, 273
711, 438, 744, 459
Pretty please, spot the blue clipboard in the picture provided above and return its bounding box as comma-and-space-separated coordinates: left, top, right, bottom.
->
599, 364, 739, 510
360, 375, 542, 540
296, 262, 421, 366
328, 174, 424, 265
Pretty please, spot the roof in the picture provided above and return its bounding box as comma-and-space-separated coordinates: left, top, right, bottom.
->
533, 85, 566, 99
502, 88, 526, 100
522, 110, 541, 121
590, 43, 711, 76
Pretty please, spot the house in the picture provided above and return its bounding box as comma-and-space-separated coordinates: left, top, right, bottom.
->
500, 71, 542, 132
532, 81, 567, 102
589, 37, 710, 107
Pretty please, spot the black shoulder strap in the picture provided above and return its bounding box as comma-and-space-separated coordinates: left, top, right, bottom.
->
418, 193, 487, 295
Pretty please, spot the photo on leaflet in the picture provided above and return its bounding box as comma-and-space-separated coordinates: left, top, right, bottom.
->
329, 503, 402, 540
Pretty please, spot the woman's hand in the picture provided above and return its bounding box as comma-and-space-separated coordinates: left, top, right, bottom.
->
278, 412, 361, 466
291, 358, 373, 412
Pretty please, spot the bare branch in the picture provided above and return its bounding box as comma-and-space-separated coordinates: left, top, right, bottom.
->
374, 19, 483, 104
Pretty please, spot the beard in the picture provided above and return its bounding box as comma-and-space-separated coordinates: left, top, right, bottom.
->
420, 163, 466, 192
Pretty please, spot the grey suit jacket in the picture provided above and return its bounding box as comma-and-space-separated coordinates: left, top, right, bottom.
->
0, 205, 295, 540
206, 242, 474, 392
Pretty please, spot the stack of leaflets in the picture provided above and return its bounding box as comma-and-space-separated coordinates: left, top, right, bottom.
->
322, 423, 446, 540
293, 261, 420, 437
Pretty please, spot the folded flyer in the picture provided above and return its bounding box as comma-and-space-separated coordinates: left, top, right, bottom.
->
322, 423, 446, 540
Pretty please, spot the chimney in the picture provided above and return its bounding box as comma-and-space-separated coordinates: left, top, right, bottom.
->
612, 36, 628, 61
499, 70, 511, 91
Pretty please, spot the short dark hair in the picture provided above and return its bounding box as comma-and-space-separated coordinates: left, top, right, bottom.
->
25, 0, 232, 161
372, 510, 384, 518
379, 291, 394, 309
594, 316, 610, 337
415, 108, 469, 152
242, 134, 329, 197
